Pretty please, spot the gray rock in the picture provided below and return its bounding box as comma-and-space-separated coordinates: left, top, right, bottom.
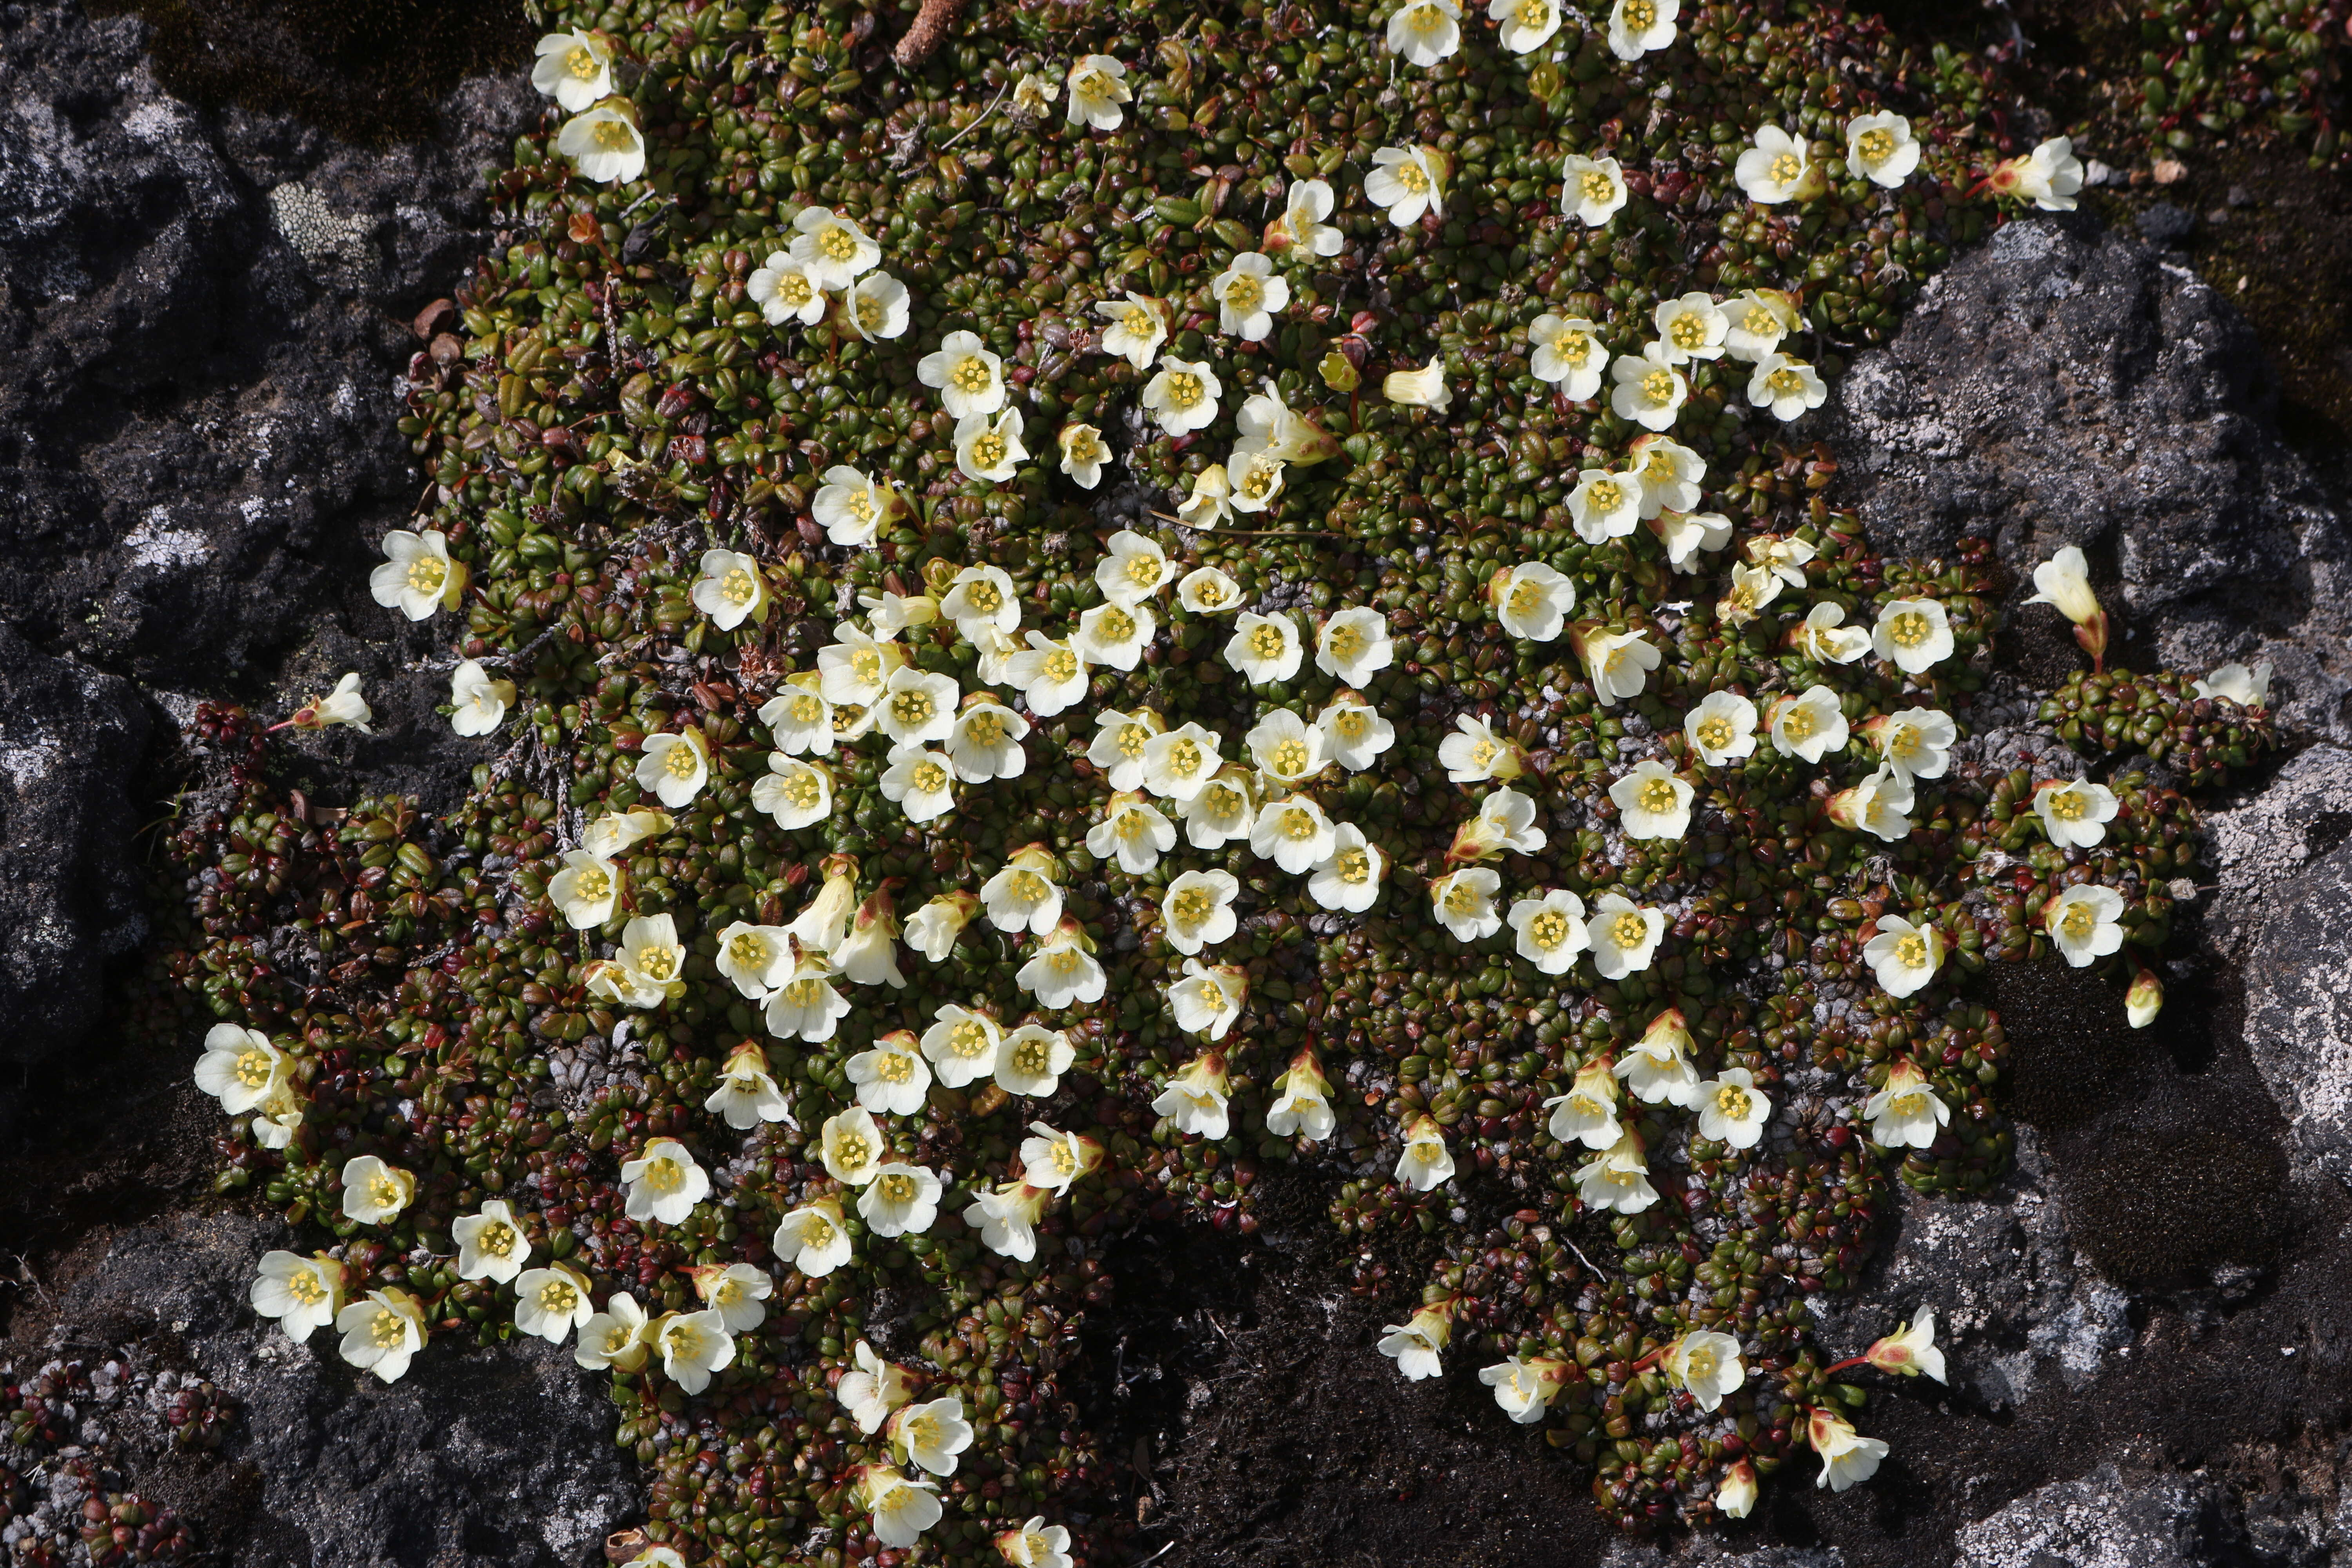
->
2239, 835, 2352, 1188
62, 1210, 643, 1568
1605, 1542, 1845, 1567
1829, 218, 2352, 744
2196, 744, 2352, 961
1953, 1464, 2221, 1568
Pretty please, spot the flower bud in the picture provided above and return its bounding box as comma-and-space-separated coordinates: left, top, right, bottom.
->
2127, 967, 2163, 1030
2025, 546, 2109, 670
1717, 1459, 1758, 1519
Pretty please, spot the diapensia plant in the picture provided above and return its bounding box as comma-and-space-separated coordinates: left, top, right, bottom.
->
148, 0, 2277, 1558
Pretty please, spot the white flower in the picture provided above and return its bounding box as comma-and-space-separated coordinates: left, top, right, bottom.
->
1064, 54, 1131, 130
290, 672, 372, 732
789, 205, 881, 291
1142, 357, 1221, 437
1178, 463, 1233, 529
1236, 379, 1336, 465
1861, 1060, 1948, 1149
1383, 357, 1452, 412
1161, 869, 1241, 955
1094, 291, 1168, 372
891, 1394, 973, 1476
655, 1308, 736, 1395
763, 953, 851, 1043
873, 668, 955, 751
2036, 777, 2119, 849
839, 1341, 914, 1432
1169, 959, 1247, 1040
821, 1107, 886, 1186
1529, 313, 1606, 397
1831, 767, 1915, 842
1652, 292, 1728, 364
1509, 889, 1589, 975
250, 1250, 344, 1341
1577, 627, 1661, 706
196, 1024, 285, 1115
2025, 545, 2102, 626
1488, 0, 1562, 52
531, 30, 613, 110
1723, 288, 1800, 361
1087, 791, 1177, 875
748, 252, 825, 326
1314, 608, 1392, 687
847, 1032, 933, 1117
964, 1181, 1051, 1261
1625, 437, 1703, 521
1385, 0, 1461, 65
995, 1024, 1075, 1098
904, 892, 978, 962
1430, 867, 1503, 941
1318, 694, 1396, 771
1481, 1356, 1570, 1423
1143, 720, 1224, 800
845, 272, 911, 341
1748, 352, 1828, 421
370, 528, 465, 620
1792, 601, 1873, 664
2194, 661, 2272, 708
1588, 893, 1664, 979
1609, 341, 1689, 431
880, 744, 956, 824
1863, 915, 1945, 999
1308, 824, 1386, 913
813, 465, 896, 548
1718, 1461, 1760, 1520
1864, 1305, 1948, 1383
1695, 1069, 1770, 1149
1274, 178, 1345, 258
940, 565, 1019, 642
1868, 707, 1956, 783
635, 728, 710, 808
1094, 529, 1174, 607
1718, 561, 1784, 625
1182, 767, 1258, 849
556, 99, 646, 184
448, 660, 514, 737
691, 1262, 774, 1334
1474, 786, 1548, 854
1251, 793, 1337, 874
612, 912, 688, 1008
1008, 632, 1089, 718
1768, 684, 1849, 763
1153, 1052, 1233, 1138
2045, 883, 2127, 967
1227, 448, 1287, 515
1017, 920, 1107, 1008
705, 1041, 791, 1129
1074, 599, 1154, 671
858, 1163, 944, 1238
1480, 564, 1576, 652
1605, 0, 1679, 59
1266, 1052, 1335, 1141
861, 588, 937, 635
1873, 597, 1956, 673
749, 754, 832, 831
1574, 1131, 1659, 1213
580, 806, 671, 860
340, 1154, 414, 1225
1846, 112, 1921, 187
789, 866, 858, 955
1663, 1330, 1747, 1413
840, 896, 909, 989
918, 329, 1007, 419
1997, 135, 2085, 211
337, 1288, 428, 1382
1018, 1123, 1096, 1195
955, 408, 1027, 483
1225, 610, 1304, 685
1543, 1060, 1622, 1150
1616, 1011, 1700, 1106
548, 848, 621, 931
918, 1004, 1002, 1089
947, 697, 1028, 783
1684, 691, 1759, 766
1377, 1304, 1451, 1380
1058, 421, 1110, 489
1396, 1114, 1455, 1191
1610, 759, 1694, 840
514, 1263, 595, 1343
1735, 125, 1811, 204
1808, 1410, 1890, 1492
982, 847, 1063, 935
1655, 508, 1734, 572
622, 1138, 709, 1226
773, 1199, 854, 1277
452, 1199, 531, 1284
1365, 144, 1446, 227
1209, 252, 1289, 342
1178, 564, 1243, 614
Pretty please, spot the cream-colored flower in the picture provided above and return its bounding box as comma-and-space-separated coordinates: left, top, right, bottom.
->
340, 1154, 414, 1225
1630, 435, 1705, 518
963, 1181, 1052, 1261
1095, 528, 1173, 606
451, 1199, 530, 1285
891, 1393, 974, 1478
982, 846, 1063, 936
1087, 790, 1177, 875
2193, 660, 2272, 709
821, 1107, 886, 1187
1605, 0, 1678, 59
1006, 632, 1088, 717
1209, 252, 1289, 342
1716, 561, 1784, 626
844, 272, 911, 341
1383, 357, 1452, 412
1861, 1059, 1948, 1149
1430, 867, 1503, 941
1225, 610, 1304, 685
1576, 626, 1661, 706
1791, 601, 1873, 664
839, 1340, 914, 1432
547, 848, 620, 931
195, 1024, 285, 1116
581, 806, 671, 860
1873, 596, 1955, 673
705, 1041, 791, 1130
1609, 340, 1688, 430
1457, 785, 1548, 858
1588, 892, 1665, 980
1735, 124, 1811, 204
1074, 599, 1154, 671
1246, 708, 1324, 787
947, 696, 1028, 783
1695, 1069, 1770, 1150
1308, 824, 1385, 913
1177, 563, 1243, 613
1992, 135, 2085, 211
1142, 356, 1221, 437
1385, 0, 1462, 65
873, 667, 955, 750
1574, 1131, 1659, 1213
748, 252, 825, 326
1365, 144, 1446, 227
913, 1003, 999, 1091
1143, 720, 1224, 800
1182, 766, 1258, 849
1058, 421, 1110, 489
1012, 71, 1057, 114
250, 1250, 344, 1341
1481, 1355, 1572, 1423
1723, 287, 1800, 361
812, 465, 897, 548
1829, 766, 1915, 842
1529, 312, 1606, 397
1663, 1330, 1747, 1413
1227, 447, 1287, 515
370, 528, 466, 620
955, 407, 1027, 483
1154, 1052, 1232, 1138
1169, 958, 1248, 1040
1064, 54, 1131, 130
751, 753, 833, 831
1866, 706, 1956, 783
1845, 111, 1920, 187
1251, 793, 1337, 874
904, 891, 979, 963
1684, 690, 1759, 767
789, 205, 881, 291
2035, 777, 2119, 849
1808, 1408, 1890, 1492
848, 1031, 933, 1118
1652, 292, 1728, 365
1610, 759, 1694, 839
1615, 1009, 1700, 1107
1510, 888, 1589, 975
1864, 915, 1944, 999
773, 1199, 853, 1277
337, 1287, 428, 1382
1177, 463, 1233, 529
1018, 1122, 1099, 1196
836, 891, 907, 988
635, 727, 710, 808
1647, 509, 1730, 573
763, 950, 851, 1042
683, 1263, 772, 1336
880, 743, 956, 824
859, 1162, 944, 1238
614, 911, 688, 1007
1568, 465, 1644, 543
1718, 1460, 1760, 1519
1864, 1305, 1947, 1383
1316, 607, 1394, 685
1318, 692, 1396, 772
655, 1308, 736, 1395
448, 659, 514, 737
941, 564, 1020, 642
1094, 291, 1168, 372
2025, 544, 2101, 624
994, 1023, 1075, 1097
514, 1263, 595, 1343
2045, 883, 2127, 967
1272, 177, 1345, 258
1266, 1050, 1335, 1141
1377, 1303, 1452, 1380
1017, 918, 1107, 1008
556, 98, 646, 184
1768, 684, 1849, 763
918, 329, 1007, 420
288, 672, 372, 732
1488, 0, 1562, 52
1748, 352, 1828, 421
1543, 1058, 1622, 1150
622, 1137, 709, 1226
1396, 1113, 1455, 1191
531, 29, 612, 110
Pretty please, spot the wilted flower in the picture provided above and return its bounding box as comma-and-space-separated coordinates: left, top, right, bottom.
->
1383, 357, 1452, 412
858, 1163, 944, 1238
1017, 918, 1106, 1008
1807, 1408, 1889, 1492
370, 528, 466, 620
1610, 760, 1693, 839
1142, 356, 1221, 436
1748, 352, 1828, 420
1365, 144, 1447, 226
1735, 125, 1811, 204
1862, 1059, 1949, 1149
1846, 111, 1921, 187
1376, 1303, 1452, 1380
1087, 790, 1177, 875
1169, 959, 1248, 1040
250, 1250, 344, 1341
514, 1263, 595, 1343
2193, 661, 2272, 708
337, 1288, 428, 1383
1064, 54, 1131, 130
340, 1154, 414, 1225
531, 29, 612, 110
635, 727, 709, 808
1509, 889, 1589, 975
773, 1199, 853, 1277
556, 98, 645, 184
1605, 0, 1678, 59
